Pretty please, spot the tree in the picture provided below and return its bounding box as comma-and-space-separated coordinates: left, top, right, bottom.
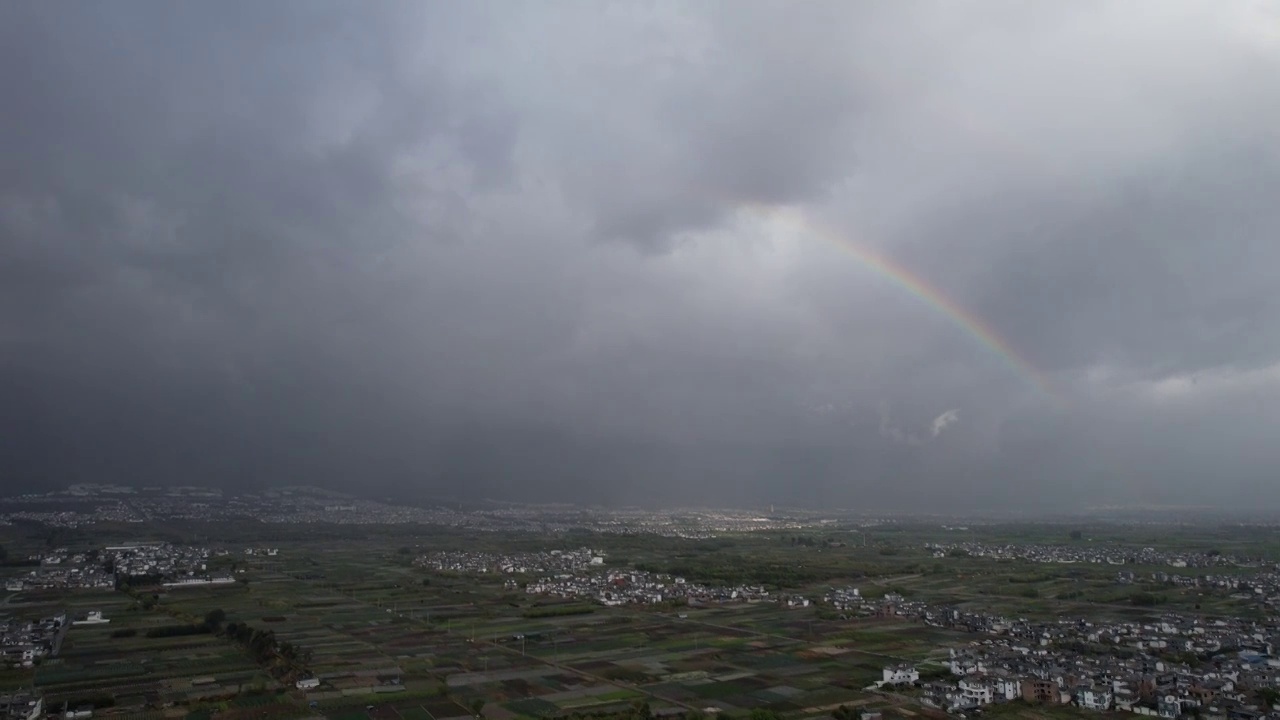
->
1130, 592, 1159, 607
204, 608, 227, 630
1070, 530, 1083, 540
0, 543, 7, 562
470, 699, 485, 718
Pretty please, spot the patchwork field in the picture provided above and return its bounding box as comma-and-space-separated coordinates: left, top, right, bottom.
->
8, 519, 1272, 720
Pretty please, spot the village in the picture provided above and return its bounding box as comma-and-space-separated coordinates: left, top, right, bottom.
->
414, 547, 606, 575
3, 543, 234, 593
927, 541, 1257, 569
1116, 568, 1280, 607
521, 568, 780, 606
0, 612, 67, 669
494, 551, 1280, 718
865, 592, 1280, 718
0, 693, 43, 720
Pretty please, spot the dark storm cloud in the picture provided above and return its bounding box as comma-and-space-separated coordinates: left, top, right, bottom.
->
3, 1, 1279, 508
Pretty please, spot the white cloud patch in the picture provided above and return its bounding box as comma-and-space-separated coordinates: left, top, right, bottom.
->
930, 409, 960, 437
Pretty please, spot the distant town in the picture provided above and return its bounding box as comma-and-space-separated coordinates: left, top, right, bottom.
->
0, 484, 863, 537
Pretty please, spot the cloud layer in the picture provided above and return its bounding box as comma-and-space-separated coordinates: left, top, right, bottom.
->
2, 1, 1279, 509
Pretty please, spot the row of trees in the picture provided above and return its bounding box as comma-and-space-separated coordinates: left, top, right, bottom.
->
117, 585, 310, 684
522, 604, 595, 618
216, 615, 312, 681
831, 706, 861, 720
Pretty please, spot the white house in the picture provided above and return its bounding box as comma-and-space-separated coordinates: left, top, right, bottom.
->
296, 678, 321, 690
958, 678, 993, 706
882, 665, 919, 686
994, 677, 1020, 701
1077, 687, 1113, 711
72, 611, 110, 625
950, 657, 987, 676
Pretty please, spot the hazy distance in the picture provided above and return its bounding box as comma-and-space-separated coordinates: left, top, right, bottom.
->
3, 2, 1279, 510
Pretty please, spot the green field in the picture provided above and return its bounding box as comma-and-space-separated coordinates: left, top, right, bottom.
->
4, 517, 1277, 720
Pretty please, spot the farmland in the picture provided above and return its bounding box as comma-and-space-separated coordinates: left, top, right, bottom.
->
5, 520, 1280, 720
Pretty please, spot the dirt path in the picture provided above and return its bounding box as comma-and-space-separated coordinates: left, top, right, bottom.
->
870, 574, 923, 586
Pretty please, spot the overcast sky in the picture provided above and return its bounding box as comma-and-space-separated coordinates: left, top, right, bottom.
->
3, 1, 1279, 510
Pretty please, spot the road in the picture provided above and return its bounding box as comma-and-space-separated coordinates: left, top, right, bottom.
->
870, 574, 923, 586
52, 615, 70, 656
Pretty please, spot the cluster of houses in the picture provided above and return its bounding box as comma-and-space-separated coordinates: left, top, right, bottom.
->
865, 593, 1280, 718
416, 547, 606, 575
909, 645, 1276, 718
824, 585, 863, 611
0, 613, 66, 668
1117, 569, 1280, 608
109, 543, 217, 579
242, 547, 279, 557
4, 543, 233, 593
4, 550, 114, 592
928, 542, 1254, 568
0, 694, 43, 720
523, 570, 774, 606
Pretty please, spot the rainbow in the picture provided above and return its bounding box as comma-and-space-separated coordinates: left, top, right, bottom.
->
742, 204, 1058, 403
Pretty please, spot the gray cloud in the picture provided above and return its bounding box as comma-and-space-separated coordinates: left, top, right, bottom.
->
2, 1, 1279, 509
